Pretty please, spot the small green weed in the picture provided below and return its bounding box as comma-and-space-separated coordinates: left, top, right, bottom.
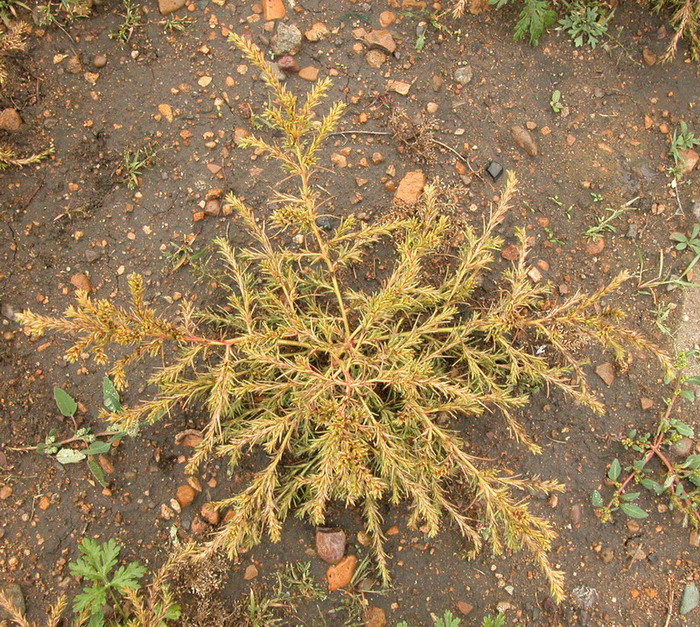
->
164, 240, 211, 274
70, 538, 148, 621
592, 351, 700, 528
548, 195, 574, 219
0, 0, 28, 24
637, 225, 700, 293
490, 0, 558, 46
558, 1, 613, 49
121, 143, 157, 189
1, 539, 183, 626
653, 302, 674, 336
584, 197, 637, 240
669, 121, 700, 180
671, 224, 700, 255
397, 610, 506, 627
110, 0, 142, 43
549, 89, 564, 113
19, 378, 125, 487
235, 562, 326, 626
35, 0, 91, 27
243, 588, 282, 627
276, 562, 327, 604
482, 613, 507, 627
543, 226, 566, 246
162, 14, 195, 32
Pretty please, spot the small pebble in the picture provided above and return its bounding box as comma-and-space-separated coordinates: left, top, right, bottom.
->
92, 54, 107, 69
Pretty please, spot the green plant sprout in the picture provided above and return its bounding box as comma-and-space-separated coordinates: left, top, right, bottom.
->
548, 195, 573, 219
110, 0, 142, 43
10, 378, 125, 487
121, 143, 158, 189
558, 1, 613, 49
549, 90, 564, 113
34, 0, 91, 27
491, 0, 558, 46
543, 226, 566, 246
593, 351, 700, 527
584, 197, 637, 240
0, 0, 28, 24
652, 301, 674, 336
669, 121, 700, 180
0, 539, 183, 626
70, 539, 148, 622
636, 225, 700, 294
162, 14, 195, 32
397, 610, 506, 627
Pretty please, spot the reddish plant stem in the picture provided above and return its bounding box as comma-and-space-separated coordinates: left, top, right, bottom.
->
607, 391, 700, 525
607, 394, 677, 506
8, 431, 118, 452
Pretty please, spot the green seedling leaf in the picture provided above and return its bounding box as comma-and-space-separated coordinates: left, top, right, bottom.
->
435, 609, 461, 627
111, 561, 147, 592
620, 502, 648, 519
684, 455, 700, 470
591, 489, 604, 507
54, 386, 78, 417
102, 376, 123, 413
83, 441, 111, 456
72, 584, 107, 617
671, 420, 694, 437
641, 478, 664, 494
681, 389, 696, 403
513, 0, 557, 45
608, 458, 621, 482
87, 456, 107, 487
70, 538, 120, 582
164, 605, 182, 621
482, 613, 506, 627
109, 431, 125, 442
621, 491, 641, 502
55, 448, 86, 464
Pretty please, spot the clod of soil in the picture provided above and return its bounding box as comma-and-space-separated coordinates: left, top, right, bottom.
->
326, 554, 358, 591
315, 528, 346, 564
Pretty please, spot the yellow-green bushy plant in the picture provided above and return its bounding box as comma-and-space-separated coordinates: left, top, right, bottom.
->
17, 34, 671, 602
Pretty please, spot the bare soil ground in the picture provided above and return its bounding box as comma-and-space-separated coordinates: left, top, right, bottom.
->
1, 0, 699, 625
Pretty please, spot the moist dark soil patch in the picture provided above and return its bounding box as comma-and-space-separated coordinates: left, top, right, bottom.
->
1, 1, 699, 625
